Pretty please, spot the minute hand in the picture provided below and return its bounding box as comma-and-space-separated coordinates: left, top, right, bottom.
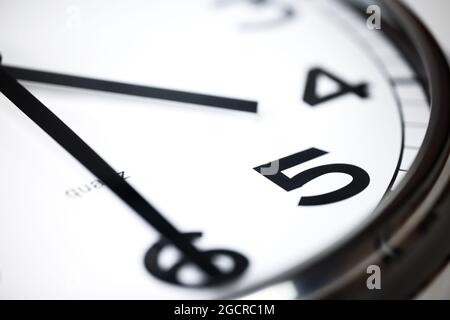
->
2, 64, 258, 113
0, 66, 231, 279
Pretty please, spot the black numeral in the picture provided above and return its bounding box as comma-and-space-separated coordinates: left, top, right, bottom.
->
303, 68, 369, 106
254, 148, 370, 206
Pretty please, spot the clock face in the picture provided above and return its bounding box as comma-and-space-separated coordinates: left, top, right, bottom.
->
0, 0, 431, 299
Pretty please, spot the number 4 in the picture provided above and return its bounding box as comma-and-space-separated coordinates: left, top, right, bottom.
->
254, 148, 370, 206
303, 68, 369, 106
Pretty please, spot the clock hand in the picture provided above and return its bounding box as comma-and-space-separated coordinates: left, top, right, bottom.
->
1, 64, 258, 113
0, 65, 243, 280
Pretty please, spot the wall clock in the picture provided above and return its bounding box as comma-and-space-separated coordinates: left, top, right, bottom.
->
0, 0, 448, 299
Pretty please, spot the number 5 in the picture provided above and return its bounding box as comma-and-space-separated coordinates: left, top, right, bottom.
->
254, 148, 370, 206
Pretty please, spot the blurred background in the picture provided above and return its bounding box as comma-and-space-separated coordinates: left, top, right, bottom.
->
404, 0, 450, 53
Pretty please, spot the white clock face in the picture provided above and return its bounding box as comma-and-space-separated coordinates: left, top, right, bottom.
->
0, 0, 430, 299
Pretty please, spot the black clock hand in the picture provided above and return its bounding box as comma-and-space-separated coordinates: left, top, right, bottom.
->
2, 64, 258, 113
0, 65, 248, 283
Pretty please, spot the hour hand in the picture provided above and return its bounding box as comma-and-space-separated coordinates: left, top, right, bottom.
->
0, 64, 249, 287
1, 63, 258, 113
